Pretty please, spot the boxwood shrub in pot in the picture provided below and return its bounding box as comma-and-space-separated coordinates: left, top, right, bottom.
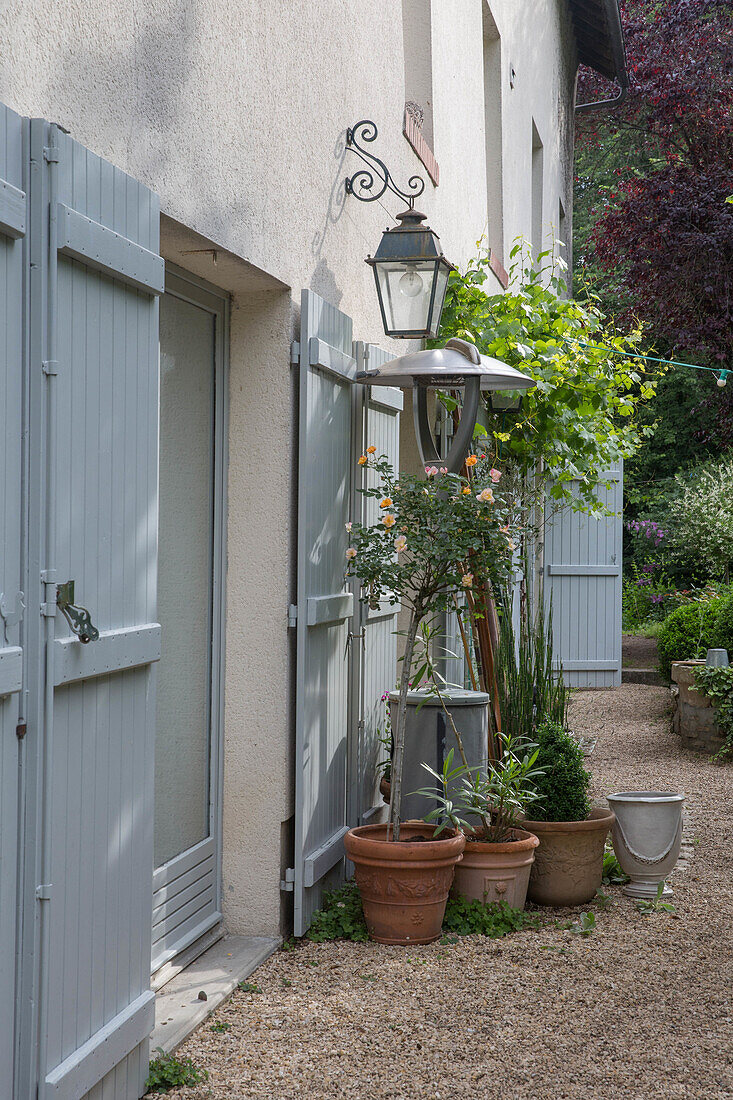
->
522, 720, 615, 906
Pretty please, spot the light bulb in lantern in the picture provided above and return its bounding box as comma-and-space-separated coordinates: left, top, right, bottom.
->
399, 268, 424, 297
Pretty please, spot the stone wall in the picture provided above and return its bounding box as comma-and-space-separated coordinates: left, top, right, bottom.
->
671, 661, 725, 755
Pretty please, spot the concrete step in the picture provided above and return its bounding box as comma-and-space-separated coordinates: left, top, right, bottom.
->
622, 667, 666, 686
152, 932, 280, 1053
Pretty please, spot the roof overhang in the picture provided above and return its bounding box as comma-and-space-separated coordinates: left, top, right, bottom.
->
568, 0, 628, 87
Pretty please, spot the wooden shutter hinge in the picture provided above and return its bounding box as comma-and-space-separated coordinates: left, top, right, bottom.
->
35, 883, 52, 900
280, 867, 295, 892
288, 604, 298, 628
289, 341, 300, 367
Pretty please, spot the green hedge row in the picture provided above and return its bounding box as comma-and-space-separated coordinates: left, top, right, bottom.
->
657, 595, 733, 679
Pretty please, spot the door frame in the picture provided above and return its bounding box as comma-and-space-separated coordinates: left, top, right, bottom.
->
151, 265, 229, 976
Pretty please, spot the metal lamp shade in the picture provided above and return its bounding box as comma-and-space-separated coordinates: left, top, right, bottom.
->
357, 338, 536, 393
366, 208, 455, 339
355, 337, 535, 474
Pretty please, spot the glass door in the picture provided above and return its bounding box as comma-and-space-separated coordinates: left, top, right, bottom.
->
152, 268, 228, 975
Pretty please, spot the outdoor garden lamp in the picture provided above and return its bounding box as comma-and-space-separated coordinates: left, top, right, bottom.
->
366, 208, 455, 339
356, 337, 535, 473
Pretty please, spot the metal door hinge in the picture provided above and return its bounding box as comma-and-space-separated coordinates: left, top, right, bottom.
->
56, 581, 99, 643
280, 867, 295, 892
42, 360, 59, 376
16, 723, 27, 741
289, 341, 300, 367
43, 146, 60, 163
288, 604, 298, 628
36, 884, 52, 900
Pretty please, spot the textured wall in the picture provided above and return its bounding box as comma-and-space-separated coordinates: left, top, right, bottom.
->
0, 0, 578, 937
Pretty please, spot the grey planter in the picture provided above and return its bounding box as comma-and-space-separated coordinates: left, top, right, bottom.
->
388, 689, 489, 822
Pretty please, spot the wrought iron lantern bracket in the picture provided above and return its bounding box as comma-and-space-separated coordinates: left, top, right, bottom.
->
345, 119, 425, 208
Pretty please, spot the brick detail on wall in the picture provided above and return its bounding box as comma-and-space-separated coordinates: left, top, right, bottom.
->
403, 105, 439, 186
488, 250, 509, 289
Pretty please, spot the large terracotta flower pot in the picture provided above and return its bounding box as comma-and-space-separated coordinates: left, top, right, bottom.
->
451, 828, 539, 910
522, 806, 615, 907
607, 791, 684, 898
344, 821, 465, 945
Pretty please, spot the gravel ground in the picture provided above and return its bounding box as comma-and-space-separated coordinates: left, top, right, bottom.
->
163, 685, 733, 1100
622, 633, 659, 669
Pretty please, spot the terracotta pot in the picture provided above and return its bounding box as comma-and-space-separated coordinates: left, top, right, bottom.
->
451, 828, 539, 910
344, 821, 465, 945
379, 776, 391, 804
522, 806, 615, 907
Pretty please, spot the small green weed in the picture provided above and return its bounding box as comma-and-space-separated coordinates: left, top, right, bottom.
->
209, 1020, 230, 1033
442, 896, 537, 938
237, 980, 261, 993
569, 912, 596, 936
306, 884, 369, 942
145, 1048, 208, 1094
281, 978, 292, 987
280, 937, 297, 951
594, 889, 613, 910
602, 844, 630, 885
636, 882, 676, 914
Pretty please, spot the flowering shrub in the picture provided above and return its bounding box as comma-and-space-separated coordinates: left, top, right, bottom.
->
345, 451, 517, 836
622, 564, 676, 628
667, 455, 733, 583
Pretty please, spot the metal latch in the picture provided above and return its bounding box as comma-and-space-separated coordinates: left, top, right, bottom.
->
56, 581, 99, 644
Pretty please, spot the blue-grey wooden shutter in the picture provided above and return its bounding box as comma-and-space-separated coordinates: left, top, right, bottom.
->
0, 101, 26, 1091
544, 467, 623, 688
291, 290, 356, 936
349, 343, 402, 827
24, 120, 163, 1100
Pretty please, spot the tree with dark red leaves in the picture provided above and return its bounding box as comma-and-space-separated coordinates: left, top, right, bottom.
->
575, 0, 733, 368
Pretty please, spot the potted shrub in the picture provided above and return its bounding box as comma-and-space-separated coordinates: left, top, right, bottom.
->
522, 720, 615, 906
343, 451, 516, 944
414, 730, 542, 910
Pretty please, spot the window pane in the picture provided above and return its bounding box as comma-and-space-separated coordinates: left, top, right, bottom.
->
155, 293, 215, 867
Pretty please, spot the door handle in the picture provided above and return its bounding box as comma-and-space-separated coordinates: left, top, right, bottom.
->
56, 581, 99, 644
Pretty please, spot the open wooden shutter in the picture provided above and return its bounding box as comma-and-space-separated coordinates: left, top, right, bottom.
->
544, 468, 623, 688
20, 120, 163, 1100
349, 343, 403, 827
290, 290, 356, 936
0, 100, 26, 1092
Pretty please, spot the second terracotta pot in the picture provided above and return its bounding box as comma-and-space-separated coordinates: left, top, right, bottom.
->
451, 828, 539, 909
522, 806, 615, 906
344, 821, 465, 945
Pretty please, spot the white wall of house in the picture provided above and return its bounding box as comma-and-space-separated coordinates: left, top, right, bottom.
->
0, 0, 577, 938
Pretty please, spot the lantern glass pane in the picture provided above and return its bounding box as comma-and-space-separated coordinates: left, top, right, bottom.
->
374, 260, 437, 335
428, 263, 450, 337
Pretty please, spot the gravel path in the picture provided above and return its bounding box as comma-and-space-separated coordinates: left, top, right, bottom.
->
163, 685, 733, 1100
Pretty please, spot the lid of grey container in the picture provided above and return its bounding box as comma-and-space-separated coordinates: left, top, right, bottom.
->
388, 689, 490, 706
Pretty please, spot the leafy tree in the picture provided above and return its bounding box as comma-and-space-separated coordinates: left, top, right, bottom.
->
433, 242, 658, 516
575, 0, 733, 367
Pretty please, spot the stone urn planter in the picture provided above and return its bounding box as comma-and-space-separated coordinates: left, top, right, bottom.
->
451, 828, 539, 909
607, 791, 685, 898
344, 821, 465, 945
522, 807, 615, 906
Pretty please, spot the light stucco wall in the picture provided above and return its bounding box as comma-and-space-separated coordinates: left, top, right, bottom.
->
0, 0, 578, 938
